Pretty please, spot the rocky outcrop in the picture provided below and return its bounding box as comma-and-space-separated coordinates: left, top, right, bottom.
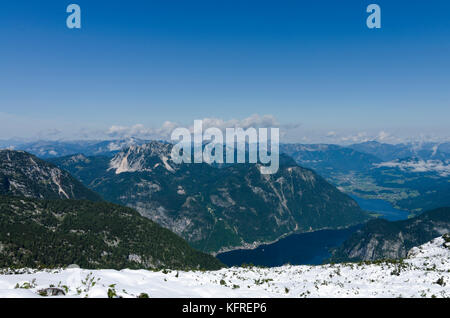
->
330, 207, 450, 262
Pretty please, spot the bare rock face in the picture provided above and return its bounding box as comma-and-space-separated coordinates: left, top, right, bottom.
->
331, 207, 450, 262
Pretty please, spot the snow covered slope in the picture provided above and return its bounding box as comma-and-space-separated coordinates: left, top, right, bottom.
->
0, 236, 449, 298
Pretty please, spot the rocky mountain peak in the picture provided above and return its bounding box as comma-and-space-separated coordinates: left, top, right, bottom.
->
0, 149, 101, 201
109, 141, 176, 174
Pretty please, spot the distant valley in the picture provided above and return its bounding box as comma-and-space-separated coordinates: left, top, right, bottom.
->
281, 141, 450, 213
49, 141, 369, 254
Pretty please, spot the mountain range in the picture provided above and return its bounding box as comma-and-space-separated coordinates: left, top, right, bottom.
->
3, 138, 449, 212
2, 139, 449, 264
4, 139, 450, 161
50, 141, 370, 253
349, 141, 450, 162
1, 138, 150, 158
281, 142, 450, 213
280, 143, 382, 176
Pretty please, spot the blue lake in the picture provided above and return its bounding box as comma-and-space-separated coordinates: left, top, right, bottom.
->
350, 195, 410, 221
217, 196, 411, 267
217, 225, 361, 267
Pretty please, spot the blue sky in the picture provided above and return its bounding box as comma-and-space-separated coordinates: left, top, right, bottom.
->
0, 0, 449, 143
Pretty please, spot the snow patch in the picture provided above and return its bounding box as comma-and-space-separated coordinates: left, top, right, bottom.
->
1, 236, 449, 298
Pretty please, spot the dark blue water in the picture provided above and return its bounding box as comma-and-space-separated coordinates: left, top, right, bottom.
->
217, 196, 411, 267
350, 195, 410, 221
217, 225, 361, 267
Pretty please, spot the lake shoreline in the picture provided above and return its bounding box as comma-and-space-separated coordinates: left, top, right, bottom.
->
216, 195, 412, 267
213, 222, 366, 257
216, 225, 363, 267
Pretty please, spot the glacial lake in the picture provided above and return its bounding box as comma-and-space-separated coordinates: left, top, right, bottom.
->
217, 196, 411, 267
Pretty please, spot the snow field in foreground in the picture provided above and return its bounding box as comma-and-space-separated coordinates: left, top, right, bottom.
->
0, 236, 448, 298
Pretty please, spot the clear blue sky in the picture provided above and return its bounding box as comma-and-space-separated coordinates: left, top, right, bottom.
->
0, 0, 449, 142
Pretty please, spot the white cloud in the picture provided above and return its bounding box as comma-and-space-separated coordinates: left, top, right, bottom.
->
196, 114, 279, 131
376, 130, 390, 141
339, 132, 370, 143
106, 121, 180, 140
375, 159, 450, 177
2, 110, 449, 145
105, 114, 281, 140
299, 130, 406, 145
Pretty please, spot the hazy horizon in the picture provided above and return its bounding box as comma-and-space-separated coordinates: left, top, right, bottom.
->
1, 1, 449, 144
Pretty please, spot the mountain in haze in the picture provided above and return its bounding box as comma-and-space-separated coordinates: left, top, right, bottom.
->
31, 139, 450, 214
279, 143, 450, 214
349, 141, 450, 161
0, 150, 101, 201
5, 139, 449, 162
0, 139, 23, 149
52, 141, 370, 253
4, 138, 151, 158
0, 196, 223, 270
330, 207, 450, 262
280, 143, 382, 175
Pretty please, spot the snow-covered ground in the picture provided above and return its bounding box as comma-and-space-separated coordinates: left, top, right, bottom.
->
0, 236, 449, 298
